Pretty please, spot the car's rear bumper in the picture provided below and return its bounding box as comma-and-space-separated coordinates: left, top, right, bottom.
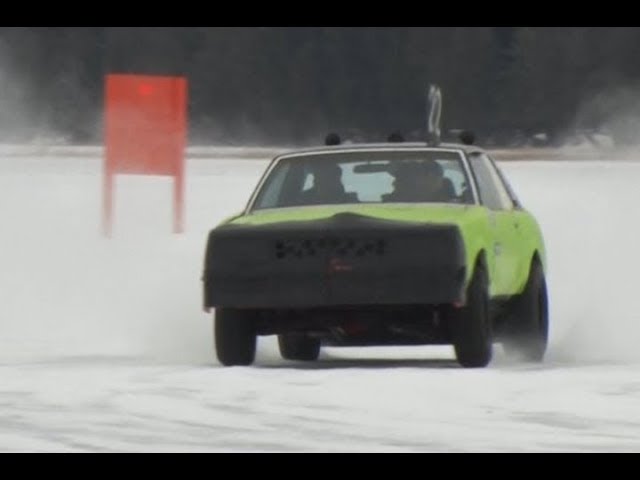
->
203, 213, 466, 309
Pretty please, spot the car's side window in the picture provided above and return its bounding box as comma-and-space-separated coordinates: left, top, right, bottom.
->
492, 160, 522, 209
253, 162, 291, 209
468, 153, 514, 211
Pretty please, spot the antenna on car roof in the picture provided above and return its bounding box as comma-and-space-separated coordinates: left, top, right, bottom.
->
427, 84, 442, 147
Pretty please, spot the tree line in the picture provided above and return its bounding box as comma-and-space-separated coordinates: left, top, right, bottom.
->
1, 27, 640, 146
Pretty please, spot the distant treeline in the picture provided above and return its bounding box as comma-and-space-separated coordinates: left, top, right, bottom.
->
1, 27, 640, 146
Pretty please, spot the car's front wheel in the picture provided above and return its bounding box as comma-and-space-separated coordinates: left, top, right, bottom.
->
451, 266, 493, 368
502, 261, 549, 363
214, 308, 257, 366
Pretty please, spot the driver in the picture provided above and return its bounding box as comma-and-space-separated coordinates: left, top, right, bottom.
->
300, 163, 358, 205
383, 161, 454, 203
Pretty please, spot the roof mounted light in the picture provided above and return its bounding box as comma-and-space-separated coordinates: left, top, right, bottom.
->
325, 133, 342, 146
387, 132, 405, 143
459, 131, 476, 146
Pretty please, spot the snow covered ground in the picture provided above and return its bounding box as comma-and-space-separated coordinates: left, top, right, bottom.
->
1, 151, 640, 452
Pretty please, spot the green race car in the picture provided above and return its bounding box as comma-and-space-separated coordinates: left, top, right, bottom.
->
203, 141, 548, 368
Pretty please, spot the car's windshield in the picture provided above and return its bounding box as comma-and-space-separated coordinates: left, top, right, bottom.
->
250, 150, 474, 211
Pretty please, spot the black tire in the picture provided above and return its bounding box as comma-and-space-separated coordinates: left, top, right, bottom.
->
278, 334, 321, 362
451, 266, 493, 368
214, 308, 257, 367
503, 262, 549, 363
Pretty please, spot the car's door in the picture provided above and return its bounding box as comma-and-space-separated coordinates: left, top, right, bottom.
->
467, 152, 521, 296
491, 158, 536, 291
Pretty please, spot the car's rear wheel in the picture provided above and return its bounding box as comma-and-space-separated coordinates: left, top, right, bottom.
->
214, 308, 257, 366
278, 334, 321, 362
503, 261, 549, 363
451, 266, 493, 368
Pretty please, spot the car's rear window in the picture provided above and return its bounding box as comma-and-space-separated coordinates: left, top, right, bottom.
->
251, 150, 473, 211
